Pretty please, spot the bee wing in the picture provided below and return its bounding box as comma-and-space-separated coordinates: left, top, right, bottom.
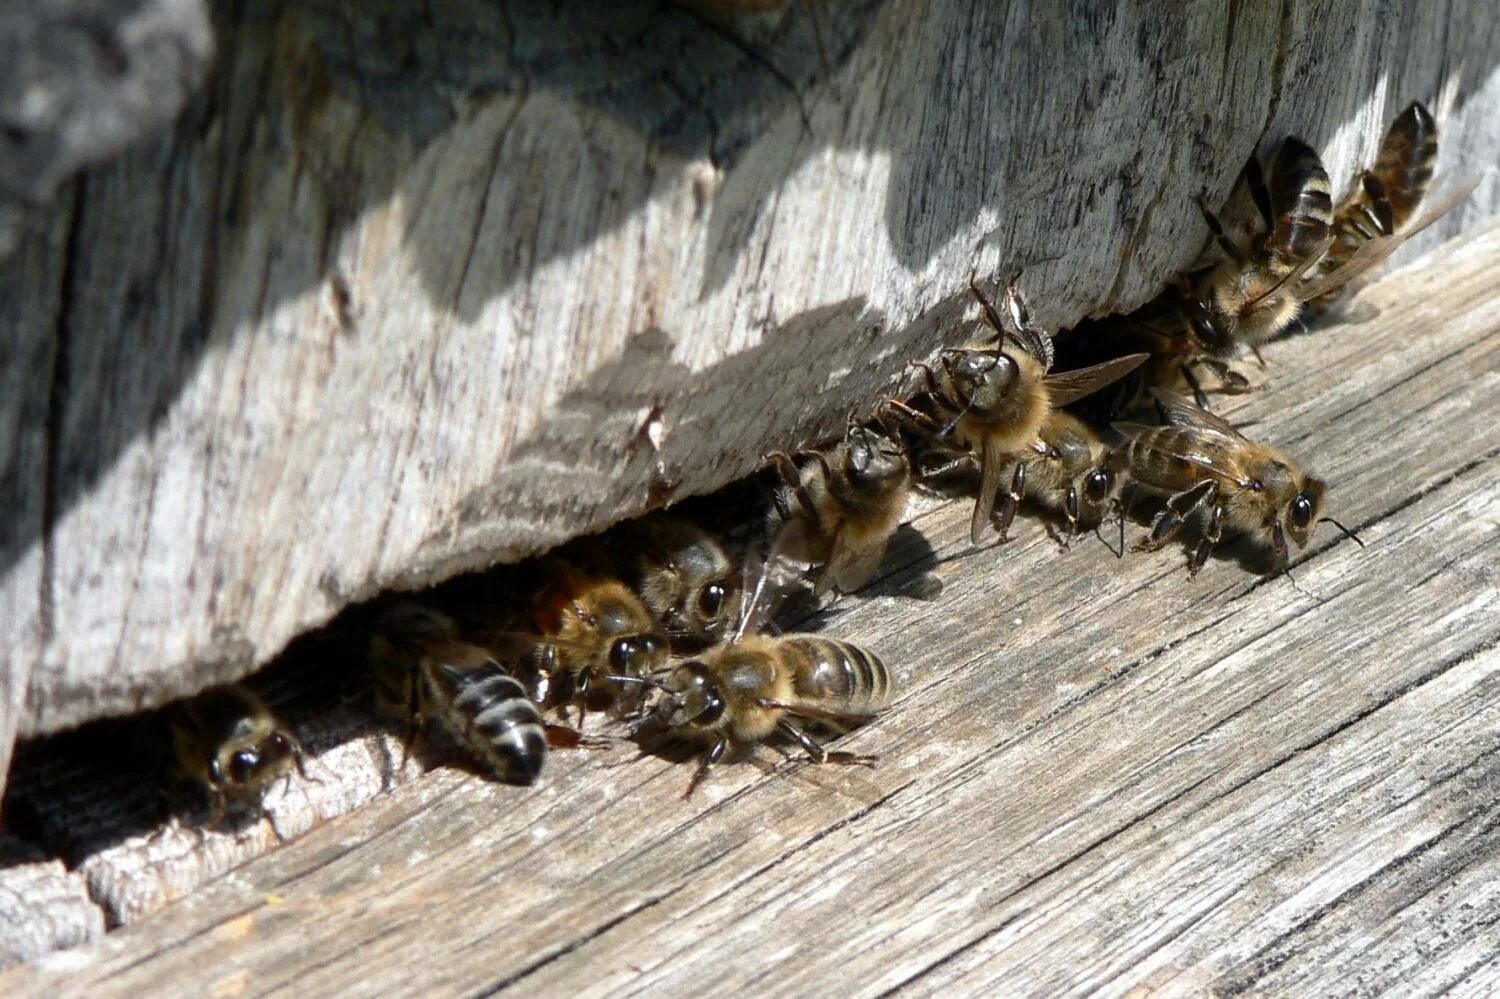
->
1147, 388, 1250, 440
819, 528, 888, 596
1112, 421, 1248, 483
1043, 353, 1150, 407
970, 437, 1008, 545
1297, 176, 1478, 302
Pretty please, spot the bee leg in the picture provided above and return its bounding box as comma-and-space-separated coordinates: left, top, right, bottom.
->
1188, 502, 1227, 576
1242, 154, 1274, 233
1201, 359, 1253, 394
1180, 362, 1212, 408
1136, 481, 1216, 552
765, 451, 821, 523
990, 463, 1025, 541
683, 739, 728, 800
545, 723, 610, 751
1195, 196, 1247, 264
880, 396, 945, 437
777, 721, 878, 769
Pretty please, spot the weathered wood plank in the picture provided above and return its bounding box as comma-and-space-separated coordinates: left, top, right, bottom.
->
0, 0, 214, 255
5, 0, 1500, 784
0, 838, 103, 970
5, 219, 1497, 995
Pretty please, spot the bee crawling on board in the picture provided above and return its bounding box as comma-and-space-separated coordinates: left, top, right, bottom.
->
1114, 389, 1364, 575
167, 683, 313, 832
637, 552, 894, 798
765, 407, 912, 596
886, 272, 1146, 545
369, 603, 556, 785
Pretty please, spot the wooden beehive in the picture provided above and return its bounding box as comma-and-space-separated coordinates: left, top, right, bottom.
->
2, 0, 1498, 988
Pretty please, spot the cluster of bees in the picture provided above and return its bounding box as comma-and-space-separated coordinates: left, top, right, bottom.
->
166, 101, 1467, 829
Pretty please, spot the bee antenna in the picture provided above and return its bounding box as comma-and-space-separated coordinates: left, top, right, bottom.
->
605, 674, 667, 690
1319, 517, 1365, 547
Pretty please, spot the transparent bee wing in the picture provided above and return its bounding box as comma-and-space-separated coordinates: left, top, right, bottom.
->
820, 528, 888, 596
1147, 388, 1250, 440
971, 436, 1008, 545
1243, 237, 1335, 309
1297, 176, 1479, 302
1043, 353, 1150, 407
1112, 421, 1248, 483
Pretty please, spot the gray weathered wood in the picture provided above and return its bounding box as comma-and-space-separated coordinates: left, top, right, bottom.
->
5, 0, 1500, 791
0, 0, 214, 255
0, 838, 103, 969
3, 221, 1497, 994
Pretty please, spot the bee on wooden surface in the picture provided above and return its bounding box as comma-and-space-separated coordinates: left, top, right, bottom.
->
766, 409, 911, 595
1114, 389, 1362, 574
369, 603, 550, 785
1305, 101, 1477, 312
473, 560, 669, 723
168, 684, 309, 825
644, 557, 893, 798
888, 274, 1146, 544
611, 517, 739, 648
1018, 410, 1129, 551
1176, 138, 1335, 364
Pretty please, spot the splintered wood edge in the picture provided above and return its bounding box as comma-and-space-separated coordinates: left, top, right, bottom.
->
3, 219, 1498, 992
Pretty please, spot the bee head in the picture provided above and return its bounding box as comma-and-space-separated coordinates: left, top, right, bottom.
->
942, 347, 1018, 414
842, 425, 909, 494
607, 632, 668, 678
213, 730, 297, 795
665, 662, 727, 729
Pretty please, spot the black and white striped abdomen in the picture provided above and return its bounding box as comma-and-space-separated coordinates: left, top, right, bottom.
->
425, 662, 547, 785
784, 635, 893, 716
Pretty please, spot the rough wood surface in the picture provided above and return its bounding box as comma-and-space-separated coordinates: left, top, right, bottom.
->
4, 223, 1497, 994
0, 0, 214, 255
5, 1, 1500, 783
0, 838, 103, 969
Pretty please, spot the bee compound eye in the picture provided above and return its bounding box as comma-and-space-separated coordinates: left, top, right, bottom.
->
699, 582, 727, 618
697, 690, 727, 726
1085, 470, 1112, 502
1291, 494, 1314, 528
229, 748, 260, 785
610, 638, 640, 672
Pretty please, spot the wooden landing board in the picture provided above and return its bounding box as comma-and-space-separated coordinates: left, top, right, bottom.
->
6, 222, 1500, 995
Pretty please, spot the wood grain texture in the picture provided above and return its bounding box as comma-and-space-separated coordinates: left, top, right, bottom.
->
3, 0, 1500, 788
4, 220, 1497, 994
0, 838, 103, 969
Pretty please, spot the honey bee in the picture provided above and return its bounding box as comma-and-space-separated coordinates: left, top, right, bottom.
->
1017, 410, 1129, 550
1177, 138, 1335, 363
472, 560, 669, 723
611, 517, 739, 647
1114, 389, 1362, 574
889, 274, 1146, 544
766, 409, 911, 595
644, 558, 893, 797
369, 603, 549, 785
168, 683, 309, 825
1304, 101, 1476, 311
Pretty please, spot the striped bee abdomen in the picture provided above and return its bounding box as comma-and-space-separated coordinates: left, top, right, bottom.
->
427, 663, 547, 785
786, 635, 893, 716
